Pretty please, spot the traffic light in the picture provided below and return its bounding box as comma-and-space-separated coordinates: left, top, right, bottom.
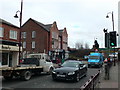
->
105, 33, 109, 48
109, 31, 117, 47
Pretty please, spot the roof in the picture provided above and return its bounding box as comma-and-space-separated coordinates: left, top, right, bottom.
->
29, 18, 52, 32
44, 24, 52, 30
0, 18, 19, 29
59, 29, 64, 36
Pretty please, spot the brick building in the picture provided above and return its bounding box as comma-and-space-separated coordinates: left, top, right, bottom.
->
21, 18, 68, 63
59, 28, 68, 51
0, 18, 20, 67
21, 18, 50, 57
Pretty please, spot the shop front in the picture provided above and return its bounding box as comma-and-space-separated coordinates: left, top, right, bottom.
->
0, 45, 19, 67
49, 49, 69, 64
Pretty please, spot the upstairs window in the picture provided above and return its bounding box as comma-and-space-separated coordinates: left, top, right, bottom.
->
22, 32, 26, 39
10, 30, 17, 40
32, 41, 35, 48
32, 31, 36, 38
23, 41, 26, 48
0, 27, 4, 37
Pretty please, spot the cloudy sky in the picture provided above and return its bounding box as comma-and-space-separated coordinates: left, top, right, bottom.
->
0, 0, 119, 48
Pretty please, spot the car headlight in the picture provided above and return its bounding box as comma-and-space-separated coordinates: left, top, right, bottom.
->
68, 72, 75, 75
52, 71, 56, 74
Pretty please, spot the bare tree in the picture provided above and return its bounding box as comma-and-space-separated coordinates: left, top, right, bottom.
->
75, 41, 84, 49
84, 42, 89, 49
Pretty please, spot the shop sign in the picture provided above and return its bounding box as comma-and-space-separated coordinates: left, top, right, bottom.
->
2, 45, 11, 50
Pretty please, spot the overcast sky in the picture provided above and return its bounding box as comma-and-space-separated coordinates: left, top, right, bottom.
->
0, 0, 119, 48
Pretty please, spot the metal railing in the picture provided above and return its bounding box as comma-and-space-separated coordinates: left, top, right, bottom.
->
80, 70, 101, 90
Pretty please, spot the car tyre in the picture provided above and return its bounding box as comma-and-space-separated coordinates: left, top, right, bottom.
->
47, 67, 54, 75
74, 73, 80, 82
21, 71, 32, 81
88, 65, 90, 68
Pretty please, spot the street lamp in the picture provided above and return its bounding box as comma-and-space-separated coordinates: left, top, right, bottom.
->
106, 11, 114, 31
14, 0, 23, 64
106, 11, 116, 66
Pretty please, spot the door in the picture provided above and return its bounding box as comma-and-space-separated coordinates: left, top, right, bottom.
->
2, 53, 9, 66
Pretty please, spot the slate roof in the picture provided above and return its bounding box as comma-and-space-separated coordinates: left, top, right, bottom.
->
29, 18, 52, 32
0, 18, 19, 28
59, 29, 64, 36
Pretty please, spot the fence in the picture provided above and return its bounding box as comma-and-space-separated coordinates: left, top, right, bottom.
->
80, 70, 101, 90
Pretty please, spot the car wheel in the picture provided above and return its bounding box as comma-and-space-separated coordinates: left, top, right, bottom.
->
48, 67, 54, 75
88, 65, 90, 68
84, 72, 87, 77
52, 77, 56, 81
52, 75, 56, 81
75, 73, 80, 82
21, 71, 32, 81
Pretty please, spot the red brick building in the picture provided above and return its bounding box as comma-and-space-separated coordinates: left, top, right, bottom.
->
0, 18, 20, 67
59, 28, 68, 51
21, 18, 50, 57
21, 18, 68, 62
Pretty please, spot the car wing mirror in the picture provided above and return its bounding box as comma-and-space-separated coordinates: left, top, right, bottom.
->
58, 63, 62, 67
80, 64, 84, 67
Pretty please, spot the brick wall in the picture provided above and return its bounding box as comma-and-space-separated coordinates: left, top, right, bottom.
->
0, 24, 19, 42
21, 19, 49, 55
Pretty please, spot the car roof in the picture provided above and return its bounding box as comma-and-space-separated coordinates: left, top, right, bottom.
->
65, 60, 83, 64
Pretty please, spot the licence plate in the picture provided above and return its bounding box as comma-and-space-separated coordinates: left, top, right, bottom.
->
57, 74, 65, 77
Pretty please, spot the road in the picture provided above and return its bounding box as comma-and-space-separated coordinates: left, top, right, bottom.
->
2, 67, 103, 89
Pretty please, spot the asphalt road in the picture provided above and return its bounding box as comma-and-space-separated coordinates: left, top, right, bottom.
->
2, 67, 102, 89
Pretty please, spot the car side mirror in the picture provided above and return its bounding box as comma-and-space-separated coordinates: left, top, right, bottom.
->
58, 63, 62, 67
80, 64, 84, 67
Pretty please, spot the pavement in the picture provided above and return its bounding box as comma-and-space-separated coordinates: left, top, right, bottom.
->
99, 61, 119, 89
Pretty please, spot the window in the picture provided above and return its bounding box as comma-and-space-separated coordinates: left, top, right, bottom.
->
10, 30, 17, 39
0, 27, 4, 37
23, 41, 26, 48
32, 31, 36, 38
22, 32, 26, 39
32, 41, 35, 48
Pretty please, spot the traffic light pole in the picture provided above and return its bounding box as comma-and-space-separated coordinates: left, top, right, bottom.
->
113, 47, 116, 66
106, 11, 116, 66
112, 12, 116, 66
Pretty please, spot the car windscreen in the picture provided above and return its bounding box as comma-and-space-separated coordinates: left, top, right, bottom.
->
89, 56, 99, 59
61, 61, 79, 68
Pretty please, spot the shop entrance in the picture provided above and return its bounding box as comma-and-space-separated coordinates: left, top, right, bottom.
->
2, 53, 9, 66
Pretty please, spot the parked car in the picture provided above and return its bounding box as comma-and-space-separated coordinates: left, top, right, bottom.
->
52, 60, 87, 82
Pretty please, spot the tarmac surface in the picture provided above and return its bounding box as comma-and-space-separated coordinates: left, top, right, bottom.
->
99, 61, 119, 89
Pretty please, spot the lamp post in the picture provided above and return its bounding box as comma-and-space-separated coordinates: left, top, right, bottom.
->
14, 0, 23, 64
106, 11, 114, 31
106, 11, 116, 66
